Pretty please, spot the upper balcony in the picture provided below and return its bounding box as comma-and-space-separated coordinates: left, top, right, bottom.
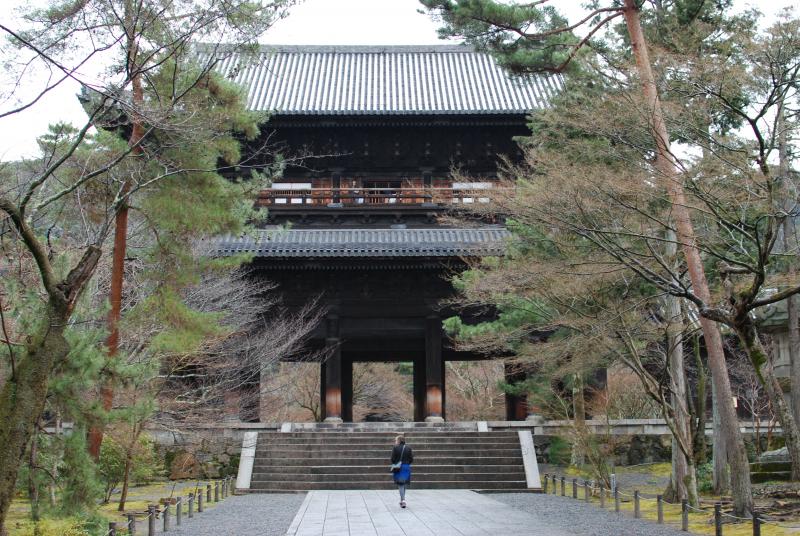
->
258, 185, 496, 208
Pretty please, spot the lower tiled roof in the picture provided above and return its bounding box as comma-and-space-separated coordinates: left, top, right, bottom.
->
215, 228, 509, 258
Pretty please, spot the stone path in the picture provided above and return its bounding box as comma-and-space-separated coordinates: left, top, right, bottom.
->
160, 490, 694, 536
285, 490, 573, 536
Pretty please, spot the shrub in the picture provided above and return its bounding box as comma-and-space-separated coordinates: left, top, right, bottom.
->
98, 434, 160, 503
696, 461, 713, 493
547, 436, 572, 466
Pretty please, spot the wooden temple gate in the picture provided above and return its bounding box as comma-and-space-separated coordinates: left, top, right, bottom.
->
212, 44, 563, 422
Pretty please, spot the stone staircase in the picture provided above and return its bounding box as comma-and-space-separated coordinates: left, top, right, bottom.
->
247, 424, 531, 492
750, 460, 792, 483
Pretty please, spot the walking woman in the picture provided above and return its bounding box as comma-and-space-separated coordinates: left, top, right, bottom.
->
390, 435, 413, 508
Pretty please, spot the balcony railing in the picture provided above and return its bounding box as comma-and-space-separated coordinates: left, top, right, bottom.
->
258, 187, 496, 207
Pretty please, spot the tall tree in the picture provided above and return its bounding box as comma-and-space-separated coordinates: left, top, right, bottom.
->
418, 0, 800, 514
0, 0, 294, 528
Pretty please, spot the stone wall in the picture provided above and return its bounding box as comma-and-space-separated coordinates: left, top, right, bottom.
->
149, 424, 280, 480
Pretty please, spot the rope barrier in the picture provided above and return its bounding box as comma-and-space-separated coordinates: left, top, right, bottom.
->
543, 471, 800, 536
719, 510, 752, 522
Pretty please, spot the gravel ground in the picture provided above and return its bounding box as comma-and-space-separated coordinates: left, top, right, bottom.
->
492, 493, 693, 536
165, 493, 306, 536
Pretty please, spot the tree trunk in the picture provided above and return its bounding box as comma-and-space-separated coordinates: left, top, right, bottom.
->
571, 373, 586, 466
665, 292, 692, 503
778, 104, 800, 428
736, 321, 800, 480
118, 448, 134, 511
685, 461, 700, 508
88, 0, 142, 459
0, 302, 70, 533
49, 416, 60, 508
692, 335, 708, 467
711, 380, 731, 493
28, 423, 40, 532
788, 294, 800, 428
622, 0, 752, 515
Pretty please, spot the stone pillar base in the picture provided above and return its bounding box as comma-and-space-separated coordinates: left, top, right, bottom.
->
424, 416, 445, 423
324, 417, 343, 423
525, 414, 544, 425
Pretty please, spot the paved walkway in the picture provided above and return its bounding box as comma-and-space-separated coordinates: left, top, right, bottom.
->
285, 490, 573, 536
159, 490, 693, 536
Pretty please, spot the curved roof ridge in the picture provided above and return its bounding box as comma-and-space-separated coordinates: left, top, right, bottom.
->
259, 44, 473, 54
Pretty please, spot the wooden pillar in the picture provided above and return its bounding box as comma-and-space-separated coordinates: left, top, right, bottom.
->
425, 315, 445, 422
324, 316, 342, 422
505, 362, 529, 421
413, 353, 427, 422
331, 169, 342, 203
342, 357, 353, 423
319, 361, 326, 421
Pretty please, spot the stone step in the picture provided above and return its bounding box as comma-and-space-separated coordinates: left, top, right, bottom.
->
246, 427, 531, 493
750, 471, 792, 484
253, 456, 522, 467
252, 464, 524, 475
257, 439, 520, 448
251, 471, 524, 483
248, 480, 529, 491
750, 461, 791, 472
280, 423, 485, 431
259, 434, 520, 441
255, 448, 522, 457
258, 431, 520, 438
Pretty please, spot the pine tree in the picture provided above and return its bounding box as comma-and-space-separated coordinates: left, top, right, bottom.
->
0, 0, 295, 528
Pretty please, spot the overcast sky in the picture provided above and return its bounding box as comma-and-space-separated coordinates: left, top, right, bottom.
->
0, 0, 795, 161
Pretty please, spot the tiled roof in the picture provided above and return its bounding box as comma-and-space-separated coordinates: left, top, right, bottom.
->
214, 228, 509, 258
199, 45, 562, 115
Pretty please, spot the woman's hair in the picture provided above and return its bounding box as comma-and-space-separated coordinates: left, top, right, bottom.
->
395, 435, 406, 444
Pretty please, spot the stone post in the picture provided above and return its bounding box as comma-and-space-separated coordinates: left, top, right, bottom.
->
147, 505, 156, 536
681, 499, 689, 531
162, 502, 169, 532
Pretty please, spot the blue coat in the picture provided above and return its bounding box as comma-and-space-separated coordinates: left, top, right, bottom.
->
393, 463, 412, 484
391, 444, 413, 484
